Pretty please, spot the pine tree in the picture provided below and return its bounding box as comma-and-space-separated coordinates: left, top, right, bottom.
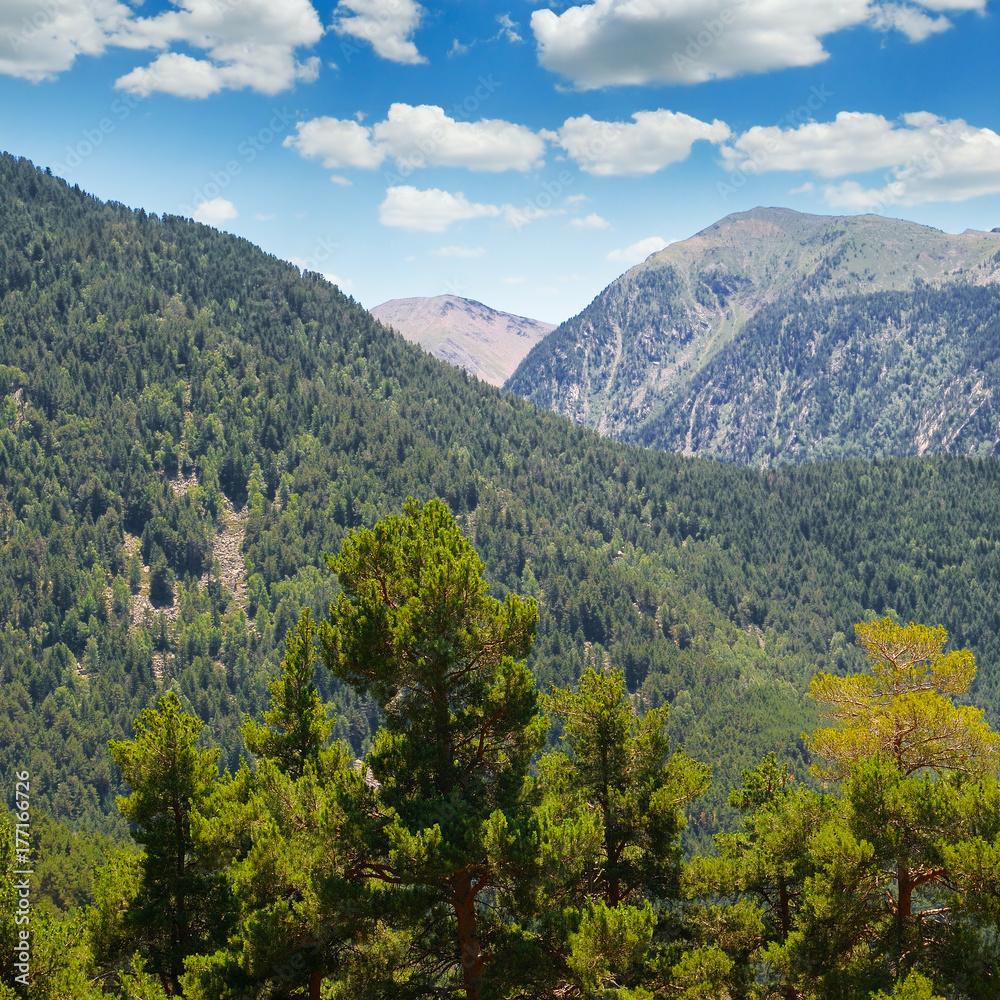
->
106, 692, 226, 996
242, 608, 331, 779
320, 497, 544, 1000
809, 617, 1000, 779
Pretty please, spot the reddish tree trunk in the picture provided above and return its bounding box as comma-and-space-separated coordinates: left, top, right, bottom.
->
898, 860, 913, 919
310, 969, 323, 1000
777, 877, 798, 1000
452, 870, 487, 1000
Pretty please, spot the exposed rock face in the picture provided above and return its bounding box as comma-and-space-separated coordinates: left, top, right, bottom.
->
371, 295, 555, 387
506, 208, 1000, 464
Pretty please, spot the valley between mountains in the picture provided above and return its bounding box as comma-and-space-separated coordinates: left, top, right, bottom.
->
5, 153, 1000, 997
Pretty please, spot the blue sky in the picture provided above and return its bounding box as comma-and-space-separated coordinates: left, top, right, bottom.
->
2, 0, 999, 323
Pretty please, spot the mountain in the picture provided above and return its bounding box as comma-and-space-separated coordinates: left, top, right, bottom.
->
506, 207, 1000, 463
4, 152, 1000, 853
370, 294, 555, 386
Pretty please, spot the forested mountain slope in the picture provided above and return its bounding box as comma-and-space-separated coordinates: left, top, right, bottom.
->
506, 207, 1000, 461
3, 153, 1000, 846
634, 282, 1000, 463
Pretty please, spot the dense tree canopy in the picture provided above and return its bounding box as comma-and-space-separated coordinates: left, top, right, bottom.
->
5, 153, 1000, 997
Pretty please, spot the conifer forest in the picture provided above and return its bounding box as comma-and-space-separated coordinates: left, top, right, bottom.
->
5, 154, 1000, 999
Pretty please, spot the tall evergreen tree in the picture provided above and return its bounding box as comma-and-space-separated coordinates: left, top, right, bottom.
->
242, 608, 331, 779
106, 692, 227, 996
544, 666, 709, 907
320, 497, 545, 1000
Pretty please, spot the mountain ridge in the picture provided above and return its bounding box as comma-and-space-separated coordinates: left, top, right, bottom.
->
506, 207, 1000, 461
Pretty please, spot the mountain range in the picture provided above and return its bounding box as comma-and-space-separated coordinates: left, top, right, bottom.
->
506, 208, 1000, 464
4, 151, 1000, 855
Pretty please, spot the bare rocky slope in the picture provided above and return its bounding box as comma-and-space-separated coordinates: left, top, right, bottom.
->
371, 294, 554, 386
506, 208, 1000, 463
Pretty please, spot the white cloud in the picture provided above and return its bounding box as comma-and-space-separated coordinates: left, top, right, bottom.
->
1, 0, 322, 94
431, 245, 486, 257
379, 186, 502, 232
530, 0, 985, 89
502, 204, 564, 229
113, 0, 323, 97
334, 0, 426, 64
571, 213, 610, 229
496, 12, 523, 42
375, 103, 545, 172
722, 111, 932, 178
330, 175, 353, 186
503, 276, 526, 284
722, 111, 1000, 208
869, 4, 950, 40
0, 0, 134, 82
194, 197, 238, 225
285, 104, 546, 174
555, 110, 729, 176
284, 116, 385, 169
607, 236, 669, 265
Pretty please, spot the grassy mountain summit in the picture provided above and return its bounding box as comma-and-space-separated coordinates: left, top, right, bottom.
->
370, 294, 554, 386
4, 152, 1000, 853
506, 207, 1000, 462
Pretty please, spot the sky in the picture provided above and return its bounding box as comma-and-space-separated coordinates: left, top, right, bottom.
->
1, 1, 999, 324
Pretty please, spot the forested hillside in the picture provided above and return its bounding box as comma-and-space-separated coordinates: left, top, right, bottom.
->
633, 281, 1000, 463
506, 207, 1000, 461
3, 150, 1000, 858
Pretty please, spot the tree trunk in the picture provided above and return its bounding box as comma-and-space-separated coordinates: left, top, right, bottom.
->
897, 860, 913, 919
452, 870, 487, 1000
310, 969, 323, 1000
896, 858, 914, 974
777, 876, 798, 1000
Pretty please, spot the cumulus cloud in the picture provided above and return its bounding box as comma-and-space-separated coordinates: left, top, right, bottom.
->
722, 110, 1000, 207
0, 0, 323, 93
333, 0, 426, 64
431, 245, 486, 257
284, 116, 385, 169
379, 186, 502, 231
285, 104, 546, 173
193, 197, 238, 225
607, 236, 669, 265
113, 0, 323, 97
869, 3, 950, 40
571, 213, 610, 229
375, 103, 545, 171
530, 0, 985, 89
554, 110, 730, 176
0, 0, 134, 81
